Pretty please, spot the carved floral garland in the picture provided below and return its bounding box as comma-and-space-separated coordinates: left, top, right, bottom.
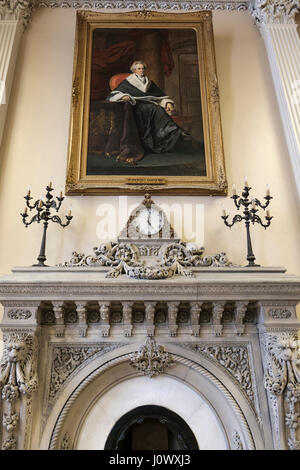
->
61, 242, 235, 279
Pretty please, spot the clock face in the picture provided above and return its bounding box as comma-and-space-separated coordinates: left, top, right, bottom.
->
133, 208, 164, 236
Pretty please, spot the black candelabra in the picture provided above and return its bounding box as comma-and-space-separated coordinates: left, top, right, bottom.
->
20, 182, 73, 267
221, 178, 273, 267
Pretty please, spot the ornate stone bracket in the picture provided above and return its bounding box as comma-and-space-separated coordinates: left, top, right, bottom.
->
0, 328, 39, 450
260, 330, 300, 450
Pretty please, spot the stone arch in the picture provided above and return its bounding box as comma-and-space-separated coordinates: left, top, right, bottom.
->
39, 342, 266, 450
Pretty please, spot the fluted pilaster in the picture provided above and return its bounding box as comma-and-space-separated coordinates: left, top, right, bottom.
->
0, 18, 22, 147
251, 0, 300, 199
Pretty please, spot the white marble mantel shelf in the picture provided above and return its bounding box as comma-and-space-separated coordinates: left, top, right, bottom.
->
0, 265, 299, 302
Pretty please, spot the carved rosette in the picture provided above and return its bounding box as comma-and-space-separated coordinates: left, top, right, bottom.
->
261, 331, 300, 450
0, 329, 38, 450
130, 338, 174, 378
250, 0, 300, 25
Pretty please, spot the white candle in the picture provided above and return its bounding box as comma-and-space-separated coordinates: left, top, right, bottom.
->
266, 210, 270, 218
244, 176, 249, 187
67, 207, 72, 217
221, 204, 226, 217
48, 179, 53, 189
232, 184, 236, 195
251, 199, 256, 209
23, 206, 28, 214
266, 184, 270, 196
27, 185, 31, 197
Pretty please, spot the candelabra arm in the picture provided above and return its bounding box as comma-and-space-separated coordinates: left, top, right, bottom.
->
21, 213, 41, 227
253, 196, 272, 210
232, 195, 242, 210
50, 214, 73, 227
252, 213, 273, 229
222, 213, 244, 228
25, 196, 40, 211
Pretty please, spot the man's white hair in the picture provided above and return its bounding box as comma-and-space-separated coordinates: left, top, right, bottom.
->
130, 61, 147, 73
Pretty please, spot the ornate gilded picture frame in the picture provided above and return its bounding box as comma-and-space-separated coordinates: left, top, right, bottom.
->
66, 11, 227, 195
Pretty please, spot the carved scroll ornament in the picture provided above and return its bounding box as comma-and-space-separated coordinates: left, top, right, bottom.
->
61, 242, 235, 280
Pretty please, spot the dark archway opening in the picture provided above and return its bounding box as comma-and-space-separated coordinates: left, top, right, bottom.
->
104, 405, 199, 450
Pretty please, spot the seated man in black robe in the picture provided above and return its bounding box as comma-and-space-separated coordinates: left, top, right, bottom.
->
106, 61, 188, 157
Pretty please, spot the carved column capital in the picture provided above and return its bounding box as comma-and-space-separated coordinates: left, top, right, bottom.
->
250, 0, 300, 26
0, 0, 38, 28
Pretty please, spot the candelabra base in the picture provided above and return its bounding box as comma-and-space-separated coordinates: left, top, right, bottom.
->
32, 263, 49, 267
245, 263, 261, 268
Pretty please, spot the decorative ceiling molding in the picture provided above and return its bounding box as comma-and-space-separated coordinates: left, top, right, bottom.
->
37, 0, 250, 11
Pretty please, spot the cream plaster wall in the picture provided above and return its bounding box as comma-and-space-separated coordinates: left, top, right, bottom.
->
0, 9, 300, 340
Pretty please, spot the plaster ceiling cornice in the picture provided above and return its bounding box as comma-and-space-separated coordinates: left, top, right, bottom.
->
36, 0, 250, 11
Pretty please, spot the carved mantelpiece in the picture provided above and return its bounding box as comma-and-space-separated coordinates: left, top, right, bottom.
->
0, 264, 299, 449
0, 197, 299, 450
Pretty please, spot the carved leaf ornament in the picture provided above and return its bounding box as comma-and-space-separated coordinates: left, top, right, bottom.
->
130, 338, 174, 377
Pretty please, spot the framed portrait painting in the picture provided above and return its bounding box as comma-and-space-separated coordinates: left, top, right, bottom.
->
66, 11, 227, 195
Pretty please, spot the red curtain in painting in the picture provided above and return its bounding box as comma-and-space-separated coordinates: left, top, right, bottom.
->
90, 30, 174, 101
